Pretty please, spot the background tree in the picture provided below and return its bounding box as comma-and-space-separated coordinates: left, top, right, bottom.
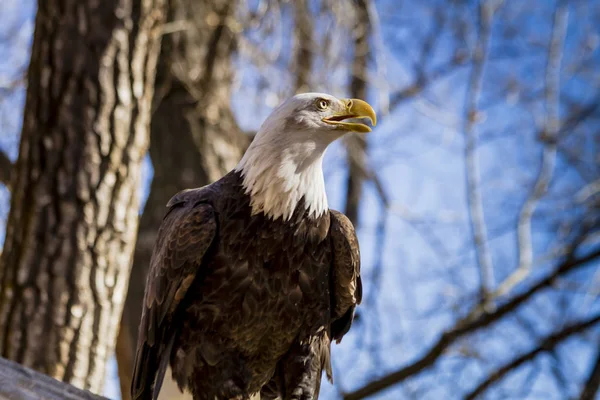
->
115, 0, 248, 396
0, 0, 166, 393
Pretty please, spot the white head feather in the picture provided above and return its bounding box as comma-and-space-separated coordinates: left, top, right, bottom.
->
235, 92, 375, 221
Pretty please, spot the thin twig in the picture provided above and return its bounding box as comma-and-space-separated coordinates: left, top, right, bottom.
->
465, 314, 600, 400
493, 3, 569, 298
463, 0, 503, 302
388, 62, 465, 111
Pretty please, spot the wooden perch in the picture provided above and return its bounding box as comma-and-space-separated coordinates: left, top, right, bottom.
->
0, 357, 107, 400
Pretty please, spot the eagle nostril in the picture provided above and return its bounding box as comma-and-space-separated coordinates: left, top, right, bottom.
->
346, 99, 353, 109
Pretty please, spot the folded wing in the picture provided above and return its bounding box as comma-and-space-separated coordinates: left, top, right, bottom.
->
329, 210, 362, 343
131, 199, 217, 400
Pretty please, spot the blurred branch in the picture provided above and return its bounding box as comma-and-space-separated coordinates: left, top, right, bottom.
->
493, 3, 568, 299
0, 75, 26, 99
465, 313, 600, 400
388, 62, 464, 111
344, 0, 371, 226
343, 245, 600, 400
560, 95, 600, 137
576, 180, 600, 205
555, 95, 600, 183
463, 0, 503, 302
387, 5, 468, 113
414, 7, 446, 80
0, 151, 13, 190
580, 346, 600, 400
292, 0, 313, 93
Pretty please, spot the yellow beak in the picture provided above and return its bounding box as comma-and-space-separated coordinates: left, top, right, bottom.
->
322, 98, 377, 133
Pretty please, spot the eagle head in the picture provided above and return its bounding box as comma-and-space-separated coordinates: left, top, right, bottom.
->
262, 92, 376, 139
236, 93, 377, 221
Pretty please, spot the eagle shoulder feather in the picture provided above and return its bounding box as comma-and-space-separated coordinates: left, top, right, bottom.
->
329, 210, 362, 343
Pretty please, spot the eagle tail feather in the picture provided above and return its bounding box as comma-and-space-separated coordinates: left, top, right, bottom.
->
152, 333, 176, 400
131, 342, 157, 400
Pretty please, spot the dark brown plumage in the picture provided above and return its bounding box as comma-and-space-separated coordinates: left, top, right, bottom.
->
131, 171, 361, 400
131, 92, 373, 400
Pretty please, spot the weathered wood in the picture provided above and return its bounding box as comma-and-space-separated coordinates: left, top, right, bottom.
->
0, 357, 107, 400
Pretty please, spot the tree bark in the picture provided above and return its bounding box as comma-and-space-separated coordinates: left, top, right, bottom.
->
0, 0, 166, 393
0, 151, 12, 190
344, 0, 371, 226
116, 0, 248, 397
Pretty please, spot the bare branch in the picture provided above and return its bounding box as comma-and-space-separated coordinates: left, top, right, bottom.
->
463, 0, 504, 301
388, 62, 463, 111
387, 6, 468, 112
494, 2, 569, 299
580, 346, 600, 400
0, 75, 26, 98
343, 246, 600, 400
465, 314, 600, 400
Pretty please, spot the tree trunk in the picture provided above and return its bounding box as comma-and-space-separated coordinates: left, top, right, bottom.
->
293, 0, 314, 93
344, 0, 371, 225
116, 0, 248, 397
0, 151, 12, 190
0, 0, 166, 393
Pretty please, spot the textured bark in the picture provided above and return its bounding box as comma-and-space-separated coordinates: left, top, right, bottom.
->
117, 0, 248, 397
0, 0, 166, 393
0, 151, 12, 190
344, 0, 371, 225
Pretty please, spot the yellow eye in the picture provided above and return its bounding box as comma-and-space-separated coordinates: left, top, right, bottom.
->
316, 99, 329, 110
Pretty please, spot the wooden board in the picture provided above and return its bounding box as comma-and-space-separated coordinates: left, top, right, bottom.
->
0, 357, 107, 400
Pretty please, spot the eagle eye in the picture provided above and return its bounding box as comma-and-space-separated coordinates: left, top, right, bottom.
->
315, 99, 330, 111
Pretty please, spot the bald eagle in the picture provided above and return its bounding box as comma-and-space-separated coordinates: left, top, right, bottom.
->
131, 93, 375, 400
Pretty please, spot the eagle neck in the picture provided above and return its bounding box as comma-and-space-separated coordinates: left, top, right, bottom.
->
234, 138, 329, 222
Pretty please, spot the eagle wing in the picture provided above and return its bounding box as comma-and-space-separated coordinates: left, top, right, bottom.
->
131, 197, 217, 400
329, 210, 363, 343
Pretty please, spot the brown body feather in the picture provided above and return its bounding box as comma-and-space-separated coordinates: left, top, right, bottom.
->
132, 171, 362, 400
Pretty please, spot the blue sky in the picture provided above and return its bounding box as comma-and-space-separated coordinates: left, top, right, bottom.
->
1, 0, 600, 399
